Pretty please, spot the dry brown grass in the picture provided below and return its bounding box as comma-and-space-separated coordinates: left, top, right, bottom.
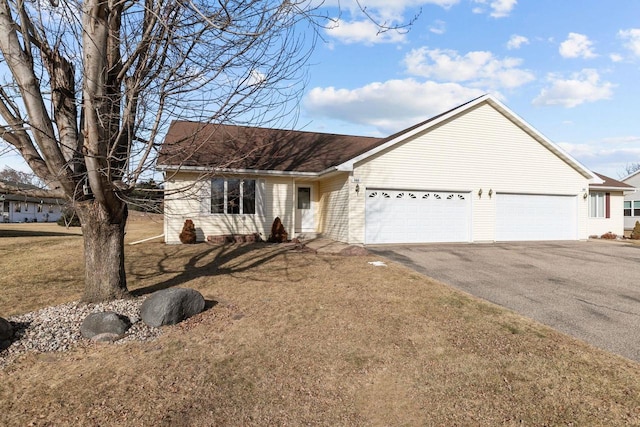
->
2, 216, 640, 426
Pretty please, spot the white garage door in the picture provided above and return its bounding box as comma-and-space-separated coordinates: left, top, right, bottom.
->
365, 189, 471, 244
495, 193, 577, 241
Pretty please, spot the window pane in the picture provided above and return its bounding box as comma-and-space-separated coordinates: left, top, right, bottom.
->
211, 179, 225, 213
298, 187, 311, 209
635, 201, 640, 216
242, 180, 255, 214
624, 201, 632, 216
589, 193, 605, 218
227, 179, 241, 214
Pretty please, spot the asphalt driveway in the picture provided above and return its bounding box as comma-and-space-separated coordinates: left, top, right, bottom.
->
369, 241, 640, 362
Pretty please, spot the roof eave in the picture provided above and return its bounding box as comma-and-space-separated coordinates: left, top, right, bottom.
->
157, 164, 320, 178
589, 185, 636, 192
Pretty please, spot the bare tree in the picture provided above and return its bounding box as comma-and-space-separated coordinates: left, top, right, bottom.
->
623, 163, 640, 178
0, 166, 43, 187
0, 0, 417, 302
0, 0, 321, 301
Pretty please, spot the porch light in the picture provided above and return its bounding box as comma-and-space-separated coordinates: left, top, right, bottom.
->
488, 189, 493, 198
583, 192, 588, 200
478, 188, 482, 198
355, 184, 360, 194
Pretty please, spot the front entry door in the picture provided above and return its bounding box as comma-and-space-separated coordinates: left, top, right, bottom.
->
295, 186, 314, 232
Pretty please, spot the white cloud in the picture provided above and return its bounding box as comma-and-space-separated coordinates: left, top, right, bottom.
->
618, 28, 640, 57
326, 19, 407, 45
602, 135, 640, 144
472, 0, 517, 18
533, 69, 614, 108
304, 79, 485, 133
610, 53, 623, 63
507, 34, 529, 50
558, 140, 640, 178
559, 33, 597, 59
403, 47, 534, 89
429, 20, 446, 35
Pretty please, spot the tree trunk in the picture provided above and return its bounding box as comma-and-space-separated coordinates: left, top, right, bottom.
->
76, 201, 129, 302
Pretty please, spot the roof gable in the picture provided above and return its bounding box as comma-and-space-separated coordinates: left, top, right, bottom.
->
621, 168, 640, 183
335, 94, 599, 181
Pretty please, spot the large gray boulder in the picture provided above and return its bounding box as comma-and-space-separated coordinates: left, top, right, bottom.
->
80, 311, 130, 339
141, 288, 205, 327
0, 317, 12, 350
0, 317, 13, 341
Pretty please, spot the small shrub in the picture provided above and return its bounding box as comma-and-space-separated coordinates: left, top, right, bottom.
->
632, 221, 640, 240
179, 219, 197, 244
267, 217, 288, 243
600, 232, 617, 240
57, 209, 81, 227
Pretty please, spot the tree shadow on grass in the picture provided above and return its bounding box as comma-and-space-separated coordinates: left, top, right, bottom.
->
0, 229, 81, 238
130, 242, 294, 297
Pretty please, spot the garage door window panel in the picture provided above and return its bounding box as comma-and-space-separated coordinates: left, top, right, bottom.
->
365, 190, 471, 244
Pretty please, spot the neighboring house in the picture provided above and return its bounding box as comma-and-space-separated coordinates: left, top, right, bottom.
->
587, 173, 635, 237
0, 180, 65, 223
158, 94, 603, 245
621, 170, 640, 232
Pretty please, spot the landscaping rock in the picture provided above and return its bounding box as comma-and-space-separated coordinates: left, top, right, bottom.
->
140, 288, 206, 327
0, 317, 13, 341
91, 332, 123, 343
0, 340, 10, 351
80, 311, 130, 339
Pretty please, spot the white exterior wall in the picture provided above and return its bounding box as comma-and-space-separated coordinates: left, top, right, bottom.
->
318, 173, 350, 242
623, 173, 640, 230
1, 200, 63, 223
350, 103, 590, 244
588, 192, 625, 237
164, 172, 295, 243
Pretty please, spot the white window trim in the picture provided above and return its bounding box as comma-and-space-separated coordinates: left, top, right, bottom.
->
210, 178, 257, 215
589, 192, 605, 218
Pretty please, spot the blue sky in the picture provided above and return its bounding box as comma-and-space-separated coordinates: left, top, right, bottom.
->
2, 0, 639, 180
299, 0, 640, 178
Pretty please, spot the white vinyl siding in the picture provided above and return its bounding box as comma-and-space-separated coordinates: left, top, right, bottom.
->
164, 172, 288, 243
351, 103, 589, 244
623, 172, 640, 230
589, 191, 625, 237
318, 173, 349, 242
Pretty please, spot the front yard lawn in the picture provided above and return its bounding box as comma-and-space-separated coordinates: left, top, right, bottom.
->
1, 219, 640, 425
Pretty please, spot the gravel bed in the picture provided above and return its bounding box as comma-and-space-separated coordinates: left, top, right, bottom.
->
0, 297, 162, 369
